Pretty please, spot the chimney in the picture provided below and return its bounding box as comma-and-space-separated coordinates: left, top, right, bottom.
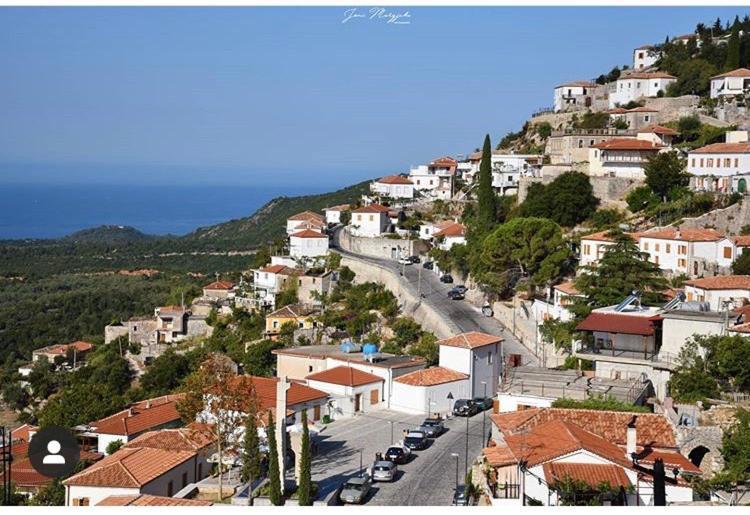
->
626, 416, 637, 459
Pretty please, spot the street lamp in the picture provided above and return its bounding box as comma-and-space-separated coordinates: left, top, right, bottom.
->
451, 452, 460, 489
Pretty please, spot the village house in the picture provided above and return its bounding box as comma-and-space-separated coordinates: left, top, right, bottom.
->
264, 303, 320, 339
636, 124, 678, 146
296, 269, 338, 307
545, 128, 636, 165
432, 221, 466, 250
633, 44, 660, 70
349, 203, 391, 237
579, 230, 622, 268
553, 81, 606, 113
483, 408, 700, 506
464, 151, 543, 185
323, 204, 350, 225
688, 132, 750, 193
532, 281, 582, 325
201, 280, 236, 300
369, 175, 415, 199
684, 275, 750, 311
588, 137, 665, 179
289, 229, 329, 259
638, 227, 735, 277
608, 72, 676, 107
390, 367, 470, 416
286, 211, 326, 235
408, 156, 456, 200
251, 263, 302, 310
710, 67, 750, 99
304, 366, 385, 420
31, 340, 93, 364
607, 106, 660, 131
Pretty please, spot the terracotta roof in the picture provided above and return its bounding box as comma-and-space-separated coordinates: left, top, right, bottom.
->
433, 221, 466, 238
581, 230, 617, 242
556, 80, 598, 88
438, 331, 502, 349
626, 106, 659, 113
352, 203, 390, 214
0, 441, 101, 489
257, 264, 302, 276
490, 408, 676, 448
203, 280, 235, 290
97, 495, 212, 506
63, 447, 196, 488
325, 204, 350, 212
640, 227, 724, 242
621, 72, 676, 80
430, 156, 458, 166
711, 67, 750, 80
483, 445, 518, 467
394, 366, 468, 386
267, 303, 318, 319
157, 305, 186, 314
734, 235, 750, 246
637, 448, 700, 473
125, 425, 216, 452
229, 375, 328, 412
691, 142, 750, 154
591, 138, 663, 151
543, 462, 631, 489
606, 108, 628, 114
376, 175, 413, 185
576, 312, 661, 336
10, 424, 36, 443
33, 340, 94, 356
685, 275, 750, 291
290, 229, 327, 239
306, 366, 383, 387
554, 281, 580, 296
90, 399, 182, 436
637, 124, 678, 135
288, 211, 325, 223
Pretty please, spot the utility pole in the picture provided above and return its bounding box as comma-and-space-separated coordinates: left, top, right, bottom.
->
464, 414, 469, 481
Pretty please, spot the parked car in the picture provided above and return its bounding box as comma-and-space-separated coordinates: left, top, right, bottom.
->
453, 485, 469, 506
447, 288, 465, 300
454, 285, 467, 294
422, 261, 434, 270
472, 397, 493, 411
339, 475, 372, 504
440, 274, 454, 283
397, 256, 412, 265
403, 430, 429, 450
371, 460, 397, 482
452, 399, 479, 417
384, 444, 411, 464
408, 255, 421, 264
419, 417, 445, 437
481, 303, 494, 317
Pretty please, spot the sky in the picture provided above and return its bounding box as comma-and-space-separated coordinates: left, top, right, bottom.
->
0, 6, 748, 187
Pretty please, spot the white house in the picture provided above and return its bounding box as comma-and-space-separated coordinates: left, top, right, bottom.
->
305, 366, 384, 420
370, 175, 414, 199
323, 204, 350, 225
465, 151, 543, 185
588, 137, 664, 179
408, 156, 456, 200
579, 230, 624, 268
286, 211, 325, 235
638, 227, 736, 277
532, 281, 582, 325
633, 45, 660, 70
637, 124, 678, 146
684, 275, 750, 311
251, 264, 301, 310
349, 203, 391, 237
289, 229, 329, 259
609, 72, 676, 108
710, 67, 750, 99
688, 135, 750, 193
390, 366, 471, 416
432, 221, 466, 250
437, 332, 503, 398
553, 81, 603, 113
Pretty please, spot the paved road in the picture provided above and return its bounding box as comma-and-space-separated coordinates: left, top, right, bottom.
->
331, 228, 538, 366
311, 410, 491, 506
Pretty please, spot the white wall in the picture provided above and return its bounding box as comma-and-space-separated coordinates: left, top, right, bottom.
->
498, 393, 553, 413
96, 433, 128, 455
390, 378, 470, 416
684, 285, 750, 310
66, 485, 139, 507
350, 213, 389, 237
306, 379, 383, 420
439, 345, 471, 375
289, 235, 329, 258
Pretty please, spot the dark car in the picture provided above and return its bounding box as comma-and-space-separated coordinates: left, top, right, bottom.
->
384, 445, 411, 464
453, 485, 469, 506
447, 288, 465, 300
419, 417, 445, 438
403, 430, 428, 450
408, 255, 421, 264
422, 261, 434, 270
452, 399, 479, 417
472, 397, 493, 411
440, 274, 454, 284
454, 285, 468, 294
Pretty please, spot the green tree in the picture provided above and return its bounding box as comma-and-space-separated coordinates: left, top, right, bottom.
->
105, 439, 124, 455
297, 409, 313, 506
625, 185, 658, 213
520, 172, 599, 227
476, 134, 497, 235
28, 478, 65, 506
732, 251, 750, 274
266, 410, 283, 506
712, 408, 750, 489
535, 122, 552, 139
244, 339, 284, 377
409, 332, 439, 365
241, 400, 261, 486
726, 20, 741, 70
573, 231, 667, 317
644, 152, 689, 200
137, 348, 190, 397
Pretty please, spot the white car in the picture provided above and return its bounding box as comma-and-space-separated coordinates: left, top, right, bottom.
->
397, 257, 412, 265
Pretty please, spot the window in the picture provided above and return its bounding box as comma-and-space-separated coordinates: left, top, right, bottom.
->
487, 353, 493, 365
700, 158, 704, 167
198, 463, 203, 478
368, 215, 374, 222
182, 472, 188, 488
666, 244, 671, 253
679, 245, 687, 255
73, 499, 90, 507
735, 158, 739, 167
644, 115, 650, 122
725, 158, 732, 167
707, 158, 714, 167
678, 258, 687, 268
655, 243, 660, 252
370, 389, 379, 405
583, 244, 590, 255
643, 242, 649, 251
691, 158, 696, 167
273, 320, 279, 329
724, 247, 733, 259
308, 365, 313, 372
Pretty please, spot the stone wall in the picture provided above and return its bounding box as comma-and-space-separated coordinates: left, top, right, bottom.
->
644, 95, 700, 123
678, 199, 749, 236
338, 229, 429, 260
517, 175, 641, 208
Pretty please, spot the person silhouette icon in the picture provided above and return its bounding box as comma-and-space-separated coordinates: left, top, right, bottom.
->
42, 440, 66, 465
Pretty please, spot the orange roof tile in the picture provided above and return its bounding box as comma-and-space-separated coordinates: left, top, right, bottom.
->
433, 222, 466, 238
257, 264, 302, 276
591, 138, 663, 151
290, 229, 327, 239
437, 331, 502, 350
33, 340, 94, 356
306, 366, 383, 387
711, 67, 750, 80
266, 303, 318, 319
376, 175, 413, 185
734, 235, 750, 247
554, 281, 580, 296
483, 445, 518, 467
543, 462, 631, 489
576, 312, 661, 336
91, 399, 182, 436
288, 211, 325, 222
97, 495, 213, 506
637, 124, 678, 135
690, 142, 750, 154
640, 227, 724, 242
394, 366, 468, 386
622, 72, 676, 80
125, 425, 216, 452
203, 280, 236, 290
685, 275, 750, 291
580, 230, 618, 242
228, 375, 328, 413
353, 203, 390, 214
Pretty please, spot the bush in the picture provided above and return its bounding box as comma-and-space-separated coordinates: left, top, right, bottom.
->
626, 186, 658, 213
551, 396, 650, 413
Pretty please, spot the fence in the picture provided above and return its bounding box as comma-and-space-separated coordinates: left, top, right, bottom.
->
492, 482, 521, 499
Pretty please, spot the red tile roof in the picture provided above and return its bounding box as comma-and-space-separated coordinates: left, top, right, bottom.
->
482, 445, 518, 467
288, 211, 325, 222
376, 175, 413, 185
33, 340, 94, 357
97, 495, 213, 506
229, 375, 328, 413
63, 447, 196, 488
352, 203, 390, 214
685, 275, 750, 291
203, 280, 236, 290
623, 72, 676, 80
257, 264, 302, 276
554, 281, 580, 296
576, 312, 661, 336
306, 366, 383, 387
543, 462, 631, 489
394, 366, 468, 386
433, 221, 466, 238
556, 80, 598, 88
290, 229, 327, 239
734, 235, 750, 247
637, 124, 678, 135
711, 67, 750, 79
690, 142, 750, 154
90, 398, 182, 436
581, 230, 618, 242
438, 331, 503, 349
125, 425, 216, 452
266, 303, 318, 319
640, 227, 724, 242
591, 138, 663, 151
430, 156, 458, 167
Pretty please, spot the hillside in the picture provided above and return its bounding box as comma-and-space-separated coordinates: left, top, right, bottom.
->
63, 225, 154, 244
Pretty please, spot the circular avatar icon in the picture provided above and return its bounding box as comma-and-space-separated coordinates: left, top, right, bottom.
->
28, 426, 80, 478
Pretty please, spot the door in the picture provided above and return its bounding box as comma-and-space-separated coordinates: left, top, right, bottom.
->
354, 393, 362, 412
739, 178, 747, 193
313, 405, 321, 421
370, 388, 379, 405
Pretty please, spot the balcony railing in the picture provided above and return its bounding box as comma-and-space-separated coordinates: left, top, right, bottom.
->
492, 483, 521, 499
576, 344, 679, 367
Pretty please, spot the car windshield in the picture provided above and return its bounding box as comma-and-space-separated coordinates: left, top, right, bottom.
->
455, 400, 469, 407
345, 482, 363, 491
374, 466, 390, 472
404, 437, 421, 443
387, 448, 402, 454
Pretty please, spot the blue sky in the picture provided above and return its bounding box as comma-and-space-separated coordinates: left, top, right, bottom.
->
0, 6, 747, 187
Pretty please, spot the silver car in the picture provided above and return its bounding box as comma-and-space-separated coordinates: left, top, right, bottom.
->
371, 460, 397, 482
339, 475, 372, 504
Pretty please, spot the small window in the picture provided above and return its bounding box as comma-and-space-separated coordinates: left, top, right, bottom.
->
308, 365, 313, 373
724, 247, 733, 259
487, 353, 493, 365
643, 242, 649, 251
666, 244, 671, 253
369, 215, 374, 222
735, 158, 739, 167
654, 243, 660, 252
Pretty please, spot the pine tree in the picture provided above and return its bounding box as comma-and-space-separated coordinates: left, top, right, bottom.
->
726, 20, 741, 71
266, 410, 283, 506
297, 410, 313, 506
241, 400, 261, 485
475, 134, 496, 234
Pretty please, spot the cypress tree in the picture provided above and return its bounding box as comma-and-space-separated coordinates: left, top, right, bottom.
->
266, 410, 283, 506
241, 406, 261, 485
476, 134, 497, 234
297, 410, 313, 505
726, 20, 741, 71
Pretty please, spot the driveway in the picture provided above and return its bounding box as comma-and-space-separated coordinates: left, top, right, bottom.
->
311, 409, 492, 506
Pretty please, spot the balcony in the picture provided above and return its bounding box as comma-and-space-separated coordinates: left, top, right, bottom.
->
574, 342, 678, 370
491, 482, 521, 501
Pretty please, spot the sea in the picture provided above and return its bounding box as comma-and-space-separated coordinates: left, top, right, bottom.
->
0, 183, 334, 240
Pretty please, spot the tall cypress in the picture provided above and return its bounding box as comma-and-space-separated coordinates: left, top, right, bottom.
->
297, 410, 313, 506
241, 408, 261, 485
266, 410, 282, 506
476, 134, 497, 234
726, 20, 741, 71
